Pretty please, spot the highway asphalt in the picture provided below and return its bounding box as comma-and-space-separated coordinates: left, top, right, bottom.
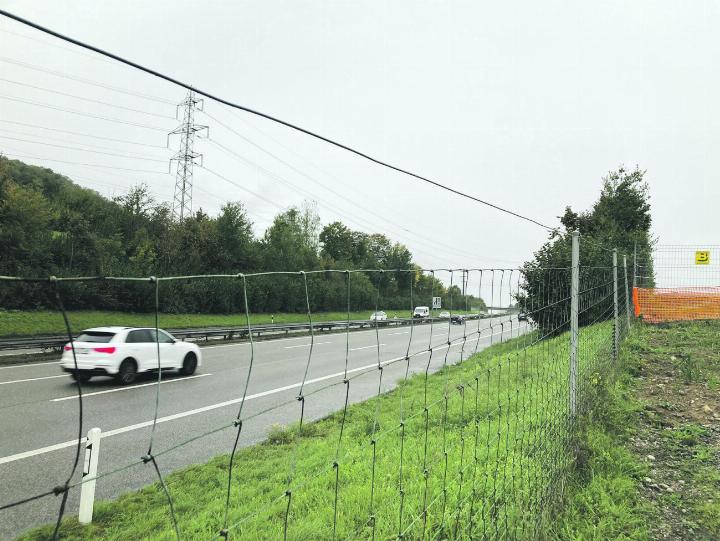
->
0, 315, 528, 540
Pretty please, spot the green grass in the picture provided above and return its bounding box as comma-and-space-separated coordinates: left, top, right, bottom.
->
0, 309, 479, 338
549, 320, 720, 541
16, 322, 616, 541
546, 326, 651, 540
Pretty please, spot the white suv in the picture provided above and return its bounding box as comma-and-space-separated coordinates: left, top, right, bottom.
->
60, 327, 202, 384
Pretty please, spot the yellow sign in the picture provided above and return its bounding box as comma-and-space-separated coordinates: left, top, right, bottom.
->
696, 250, 710, 265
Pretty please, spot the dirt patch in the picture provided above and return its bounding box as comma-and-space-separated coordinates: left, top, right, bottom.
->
629, 322, 720, 540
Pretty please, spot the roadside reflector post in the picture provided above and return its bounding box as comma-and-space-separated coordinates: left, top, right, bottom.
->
79, 427, 101, 525
613, 249, 619, 362
569, 231, 579, 418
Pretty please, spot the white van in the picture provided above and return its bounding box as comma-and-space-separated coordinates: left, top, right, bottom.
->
413, 306, 430, 319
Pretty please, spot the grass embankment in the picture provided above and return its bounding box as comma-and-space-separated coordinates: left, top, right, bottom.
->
550, 320, 720, 541
18, 322, 615, 541
0, 309, 479, 338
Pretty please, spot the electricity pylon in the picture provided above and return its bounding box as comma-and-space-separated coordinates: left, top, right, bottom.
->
169, 90, 208, 221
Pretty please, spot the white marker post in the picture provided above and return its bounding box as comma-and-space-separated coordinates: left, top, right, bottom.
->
79, 427, 101, 525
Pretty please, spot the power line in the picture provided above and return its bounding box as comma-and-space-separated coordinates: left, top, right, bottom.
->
205, 138, 496, 264
0, 119, 168, 148
1, 148, 497, 265
0, 94, 170, 132
0, 135, 168, 162
200, 165, 290, 212
0, 127, 165, 156
202, 109, 514, 263
0, 9, 555, 231
0, 77, 176, 119
69, 175, 173, 199
1, 151, 171, 174
0, 55, 176, 105
0, 26, 120, 67
1, 153, 275, 224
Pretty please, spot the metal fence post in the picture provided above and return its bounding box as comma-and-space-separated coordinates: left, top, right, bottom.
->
613, 249, 619, 362
623, 255, 631, 330
633, 242, 637, 288
570, 231, 579, 417
79, 427, 101, 525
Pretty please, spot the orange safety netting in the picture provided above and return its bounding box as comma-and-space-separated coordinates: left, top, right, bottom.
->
633, 286, 720, 323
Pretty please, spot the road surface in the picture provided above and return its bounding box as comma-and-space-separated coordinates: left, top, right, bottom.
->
0, 316, 527, 539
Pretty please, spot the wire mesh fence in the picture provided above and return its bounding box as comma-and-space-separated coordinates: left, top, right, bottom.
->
634, 244, 720, 323
0, 237, 631, 540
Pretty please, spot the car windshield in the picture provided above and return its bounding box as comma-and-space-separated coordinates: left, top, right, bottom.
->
76, 331, 115, 343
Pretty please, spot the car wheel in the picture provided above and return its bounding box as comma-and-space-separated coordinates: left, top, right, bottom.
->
180, 352, 197, 376
71, 372, 91, 383
116, 358, 138, 385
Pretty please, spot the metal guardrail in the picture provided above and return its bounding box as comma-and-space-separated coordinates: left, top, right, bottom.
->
0, 314, 494, 352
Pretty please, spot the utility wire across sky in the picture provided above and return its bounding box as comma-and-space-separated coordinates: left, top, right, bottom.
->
0, 8, 555, 231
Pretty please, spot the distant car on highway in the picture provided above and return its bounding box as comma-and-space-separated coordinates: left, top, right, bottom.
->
517, 312, 529, 322
413, 306, 430, 319
60, 327, 202, 384
450, 314, 466, 325
438, 311, 451, 319
369, 311, 388, 322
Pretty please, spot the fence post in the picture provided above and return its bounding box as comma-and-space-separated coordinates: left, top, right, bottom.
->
79, 427, 101, 525
613, 249, 619, 362
633, 242, 637, 288
623, 255, 631, 330
569, 231, 579, 417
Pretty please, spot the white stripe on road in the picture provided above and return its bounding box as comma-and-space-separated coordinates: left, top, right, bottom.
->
0, 326, 522, 465
284, 341, 332, 349
350, 344, 385, 351
50, 373, 213, 402
0, 361, 59, 370
0, 374, 67, 386
0, 355, 405, 465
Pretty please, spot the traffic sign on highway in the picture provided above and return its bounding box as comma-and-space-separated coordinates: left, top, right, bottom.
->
432, 296, 442, 309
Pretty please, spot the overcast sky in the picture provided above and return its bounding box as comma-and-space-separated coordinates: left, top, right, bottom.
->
1, 1, 718, 283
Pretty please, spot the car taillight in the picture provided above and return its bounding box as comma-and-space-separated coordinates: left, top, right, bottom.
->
93, 347, 116, 354
64, 345, 72, 351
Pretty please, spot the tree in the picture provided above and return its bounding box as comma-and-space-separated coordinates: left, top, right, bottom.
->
519, 166, 653, 334
0, 180, 56, 275
1, 157, 450, 314
319, 221, 355, 263
216, 202, 257, 272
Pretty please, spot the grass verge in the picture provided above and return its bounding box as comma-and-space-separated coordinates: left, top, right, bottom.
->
16, 322, 615, 540
0, 309, 479, 338
548, 320, 720, 541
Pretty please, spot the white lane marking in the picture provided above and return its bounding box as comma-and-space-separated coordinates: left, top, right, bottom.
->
51, 373, 213, 402
386, 332, 409, 336
0, 325, 525, 465
0, 355, 403, 465
0, 374, 67, 386
0, 361, 59, 370
350, 344, 386, 351
284, 341, 332, 349
0, 318, 475, 366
